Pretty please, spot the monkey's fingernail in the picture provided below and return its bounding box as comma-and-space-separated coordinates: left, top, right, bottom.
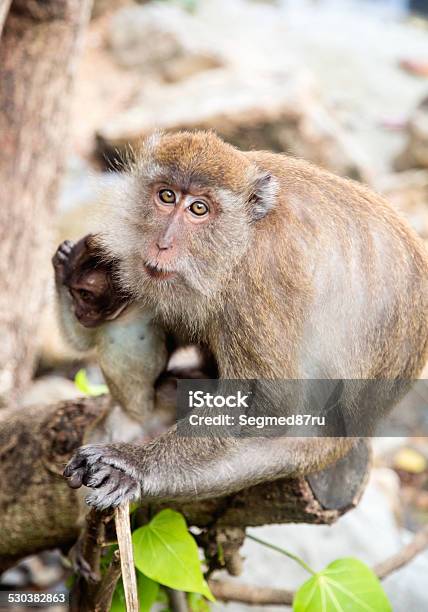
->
65, 470, 84, 488
70, 473, 83, 488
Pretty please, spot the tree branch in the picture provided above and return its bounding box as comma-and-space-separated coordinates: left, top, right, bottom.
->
373, 524, 428, 580
93, 550, 122, 612
0, 396, 370, 570
209, 580, 294, 606
115, 503, 139, 612
0, 0, 11, 37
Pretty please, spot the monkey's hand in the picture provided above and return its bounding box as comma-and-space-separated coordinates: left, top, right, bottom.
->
52, 240, 77, 285
63, 444, 142, 510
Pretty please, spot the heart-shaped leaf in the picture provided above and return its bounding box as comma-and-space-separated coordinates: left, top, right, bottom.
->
133, 509, 214, 601
293, 557, 391, 612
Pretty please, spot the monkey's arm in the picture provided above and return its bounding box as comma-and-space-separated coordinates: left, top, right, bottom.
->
52, 240, 97, 352
63, 432, 356, 509
55, 285, 97, 352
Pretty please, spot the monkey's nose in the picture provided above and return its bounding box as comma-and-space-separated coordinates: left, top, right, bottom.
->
156, 237, 173, 251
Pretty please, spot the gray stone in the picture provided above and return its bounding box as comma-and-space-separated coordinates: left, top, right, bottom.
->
96, 68, 370, 181
108, 4, 224, 82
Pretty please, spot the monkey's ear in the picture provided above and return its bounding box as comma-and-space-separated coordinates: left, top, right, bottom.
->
248, 172, 279, 221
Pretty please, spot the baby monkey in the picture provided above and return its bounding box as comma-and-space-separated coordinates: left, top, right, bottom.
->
52, 235, 168, 437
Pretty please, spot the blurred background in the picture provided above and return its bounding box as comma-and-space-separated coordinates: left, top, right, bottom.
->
3, 0, 428, 609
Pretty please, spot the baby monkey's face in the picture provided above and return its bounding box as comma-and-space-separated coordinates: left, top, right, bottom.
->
71, 269, 118, 328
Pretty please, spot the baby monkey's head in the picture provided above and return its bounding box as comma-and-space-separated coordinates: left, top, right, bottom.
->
65, 235, 130, 328
99, 131, 278, 322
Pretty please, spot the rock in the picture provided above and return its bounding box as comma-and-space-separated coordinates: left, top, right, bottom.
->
376, 169, 428, 239
213, 469, 428, 612
20, 376, 82, 408
96, 68, 370, 181
91, 0, 132, 19
395, 97, 428, 171
108, 4, 224, 82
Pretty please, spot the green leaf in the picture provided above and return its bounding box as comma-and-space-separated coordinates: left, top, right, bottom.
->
110, 573, 159, 612
110, 579, 126, 612
138, 571, 159, 612
293, 558, 392, 612
101, 544, 118, 571
187, 592, 210, 612
74, 368, 108, 397
132, 509, 214, 601
156, 587, 169, 604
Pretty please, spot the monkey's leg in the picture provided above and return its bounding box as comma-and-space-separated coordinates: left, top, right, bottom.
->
63, 432, 357, 510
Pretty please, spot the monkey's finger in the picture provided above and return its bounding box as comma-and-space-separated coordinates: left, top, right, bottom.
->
65, 445, 106, 474
60, 240, 75, 253
63, 452, 90, 477
84, 466, 112, 488
64, 461, 83, 478
85, 490, 119, 510
107, 474, 140, 506
63, 445, 119, 491
54, 241, 74, 261
85, 482, 137, 510
54, 252, 67, 263
85, 471, 122, 509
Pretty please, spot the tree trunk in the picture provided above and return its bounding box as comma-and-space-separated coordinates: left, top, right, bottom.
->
0, 0, 92, 403
0, 396, 370, 571
0, 1, 11, 35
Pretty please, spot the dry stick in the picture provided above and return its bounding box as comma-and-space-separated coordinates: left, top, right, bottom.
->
115, 502, 139, 612
209, 524, 428, 607
373, 524, 428, 579
209, 580, 294, 606
166, 588, 189, 612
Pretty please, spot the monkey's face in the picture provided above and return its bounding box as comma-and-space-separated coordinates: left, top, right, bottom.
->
99, 131, 278, 323
106, 178, 253, 315
140, 181, 253, 292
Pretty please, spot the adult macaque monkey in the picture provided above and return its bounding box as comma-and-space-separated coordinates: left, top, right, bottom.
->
52, 235, 168, 436
64, 131, 428, 509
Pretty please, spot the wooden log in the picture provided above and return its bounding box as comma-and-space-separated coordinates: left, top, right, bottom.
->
0, 396, 370, 570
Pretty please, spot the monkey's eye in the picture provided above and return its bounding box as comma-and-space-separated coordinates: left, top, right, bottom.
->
158, 189, 176, 205
78, 289, 93, 301
188, 201, 209, 217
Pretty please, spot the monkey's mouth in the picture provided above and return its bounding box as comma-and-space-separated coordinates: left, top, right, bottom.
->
144, 262, 176, 281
